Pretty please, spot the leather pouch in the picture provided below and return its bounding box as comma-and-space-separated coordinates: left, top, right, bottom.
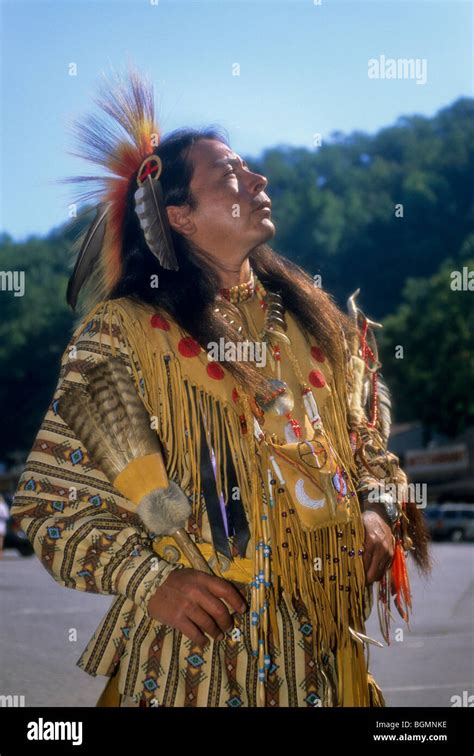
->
267, 432, 352, 531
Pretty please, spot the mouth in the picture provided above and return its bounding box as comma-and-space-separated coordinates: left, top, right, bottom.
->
253, 200, 272, 215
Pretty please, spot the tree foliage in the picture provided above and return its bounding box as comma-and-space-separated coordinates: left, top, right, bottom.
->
379, 256, 474, 438
0, 98, 472, 457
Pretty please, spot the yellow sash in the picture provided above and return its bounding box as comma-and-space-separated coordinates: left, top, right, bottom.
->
153, 537, 254, 584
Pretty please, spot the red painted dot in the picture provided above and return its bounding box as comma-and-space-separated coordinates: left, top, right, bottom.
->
309, 369, 326, 388
150, 314, 170, 330
206, 362, 225, 380
232, 388, 240, 403
178, 337, 201, 357
311, 346, 325, 362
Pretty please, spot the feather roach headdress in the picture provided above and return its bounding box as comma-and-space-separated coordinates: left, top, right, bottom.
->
65, 67, 178, 312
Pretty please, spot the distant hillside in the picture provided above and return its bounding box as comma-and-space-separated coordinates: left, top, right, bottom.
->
254, 97, 474, 318
1, 97, 472, 458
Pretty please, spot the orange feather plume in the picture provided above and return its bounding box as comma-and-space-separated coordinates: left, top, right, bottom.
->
64, 67, 160, 303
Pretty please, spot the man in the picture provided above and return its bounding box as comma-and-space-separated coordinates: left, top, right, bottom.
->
11, 70, 430, 708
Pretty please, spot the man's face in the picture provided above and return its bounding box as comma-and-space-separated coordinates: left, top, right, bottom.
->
168, 138, 275, 261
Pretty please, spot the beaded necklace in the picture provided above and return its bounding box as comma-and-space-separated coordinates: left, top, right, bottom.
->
218, 268, 255, 304
217, 269, 358, 706
219, 270, 324, 441
218, 268, 354, 485
253, 277, 324, 436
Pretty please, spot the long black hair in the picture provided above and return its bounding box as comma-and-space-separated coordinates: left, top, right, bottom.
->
109, 126, 431, 575
112, 127, 353, 402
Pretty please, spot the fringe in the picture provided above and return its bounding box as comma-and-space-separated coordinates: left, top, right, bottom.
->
94, 297, 372, 706
367, 673, 387, 707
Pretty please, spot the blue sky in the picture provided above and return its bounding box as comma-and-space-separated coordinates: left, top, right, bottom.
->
1, 0, 472, 240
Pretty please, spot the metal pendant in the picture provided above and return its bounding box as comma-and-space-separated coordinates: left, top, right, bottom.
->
256, 378, 294, 415
265, 291, 289, 336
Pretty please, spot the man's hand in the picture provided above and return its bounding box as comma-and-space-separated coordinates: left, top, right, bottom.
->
361, 507, 395, 585
147, 568, 248, 647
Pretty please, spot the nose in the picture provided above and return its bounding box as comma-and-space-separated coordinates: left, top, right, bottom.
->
247, 168, 268, 194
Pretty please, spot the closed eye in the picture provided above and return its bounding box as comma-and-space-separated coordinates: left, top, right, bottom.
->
225, 158, 249, 175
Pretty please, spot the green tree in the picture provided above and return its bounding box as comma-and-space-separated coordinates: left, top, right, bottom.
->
0, 235, 74, 459
1, 98, 473, 456
379, 258, 474, 437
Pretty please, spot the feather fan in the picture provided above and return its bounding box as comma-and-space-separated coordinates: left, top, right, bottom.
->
57, 356, 212, 575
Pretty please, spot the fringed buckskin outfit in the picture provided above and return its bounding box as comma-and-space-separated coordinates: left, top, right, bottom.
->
11, 69, 409, 709
12, 272, 386, 708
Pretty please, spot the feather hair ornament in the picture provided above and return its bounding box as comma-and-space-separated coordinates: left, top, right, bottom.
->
63, 66, 178, 312
134, 155, 179, 271
57, 357, 213, 577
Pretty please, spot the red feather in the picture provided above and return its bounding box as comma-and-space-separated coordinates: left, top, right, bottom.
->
391, 538, 412, 622
64, 66, 160, 304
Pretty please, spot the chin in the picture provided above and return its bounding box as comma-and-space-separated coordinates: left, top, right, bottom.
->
257, 219, 276, 242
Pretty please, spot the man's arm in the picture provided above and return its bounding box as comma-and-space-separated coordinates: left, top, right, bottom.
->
342, 309, 431, 591
10, 302, 181, 617
11, 300, 247, 643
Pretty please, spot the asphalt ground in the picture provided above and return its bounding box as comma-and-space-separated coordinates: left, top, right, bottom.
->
1, 542, 472, 708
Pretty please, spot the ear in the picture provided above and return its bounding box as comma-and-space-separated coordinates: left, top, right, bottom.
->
166, 204, 195, 237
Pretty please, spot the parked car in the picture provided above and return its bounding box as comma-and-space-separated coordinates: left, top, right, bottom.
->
424, 503, 474, 542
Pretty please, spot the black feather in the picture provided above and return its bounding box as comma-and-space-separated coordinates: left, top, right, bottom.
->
67, 202, 110, 309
